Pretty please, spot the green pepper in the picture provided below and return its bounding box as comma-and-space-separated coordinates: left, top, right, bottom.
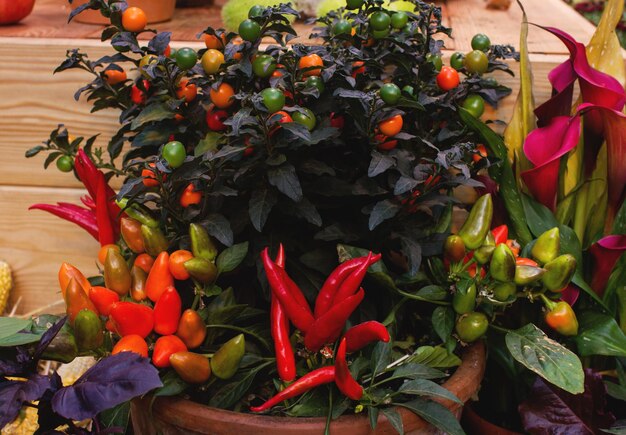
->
542, 254, 577, 291
104, 248, 131, 296
73, 309, 104, 351
211, 334, 245, 380
141, 225, 169, 257
514, 265, 545, 286
490, 244, 515, 282
116, 198, 159, 228
184, 258, 218, 284
444, 235, 466, 263
455, 312, 488, 343
458, 194, 493, 250
474, 232, 496, 264
453, 283, 476, 314
492, 281, 516, 302
531, 227, 560, 265
189, 223, 218, 262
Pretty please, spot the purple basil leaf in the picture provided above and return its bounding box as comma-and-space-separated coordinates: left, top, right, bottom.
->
33, 317, 67, 362
51, 353, 162, 421
0, 375, 54, 427
519, 370, 615, 434
34, 372, 68, 433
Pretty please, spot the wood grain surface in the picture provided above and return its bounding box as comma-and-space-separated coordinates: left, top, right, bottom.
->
0, 0, 610, 313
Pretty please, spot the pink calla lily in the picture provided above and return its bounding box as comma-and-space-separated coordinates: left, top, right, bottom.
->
560, 284, 580, 306
534, 26, 626, 130
521, 116, 581, 211
589, 234, 626, 296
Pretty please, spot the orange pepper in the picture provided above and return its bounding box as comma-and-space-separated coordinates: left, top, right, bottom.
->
109, 302, 154, 338
169, 250, 194, 280
176, 309, 207, 349
130, 265, 148, 301
154, 286, 182, 336
65, 278, 99, 325
104, 248, 132, 296
120, 217, 145, 253
145, 251, 174, 302
59, 263, 91, 300
112, 334, 149, 358
98, 244, 120, 265
134, 253, 154, 274
516, 257, 539, 267
88, 286, 119, 316
505, 239, 521, 257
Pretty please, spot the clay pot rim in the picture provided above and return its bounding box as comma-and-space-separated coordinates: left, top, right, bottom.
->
145, 341, 486, 430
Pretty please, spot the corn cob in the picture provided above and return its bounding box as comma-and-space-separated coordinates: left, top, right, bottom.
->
0, 260, 13, 315
57, 357, 96, 386
1, 405, 38, 435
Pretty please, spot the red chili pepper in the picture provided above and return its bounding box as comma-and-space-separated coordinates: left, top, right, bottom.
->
314, 253, 381, 318
261, 248, 314, 333
95, 171, 115, 246
304, 288, 365, 352
343, 321, 390, 353
29, 203, 99, 240
250, 366, 336, 413
271, 244, 296, 382
109, 302, 154, 338
154, 286, 182, 335
492, 225, 509, 245
332, 252, 380, 305
334, 338, 363, 400
278, 268, 311, 313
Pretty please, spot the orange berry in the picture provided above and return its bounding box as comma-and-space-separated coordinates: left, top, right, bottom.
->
210, 83, 235, 109
122, 7, 147, 33
180, 183, 202, 208
104, 68, 127, 85
378, 114, 403, 137
299, 54, 323, 77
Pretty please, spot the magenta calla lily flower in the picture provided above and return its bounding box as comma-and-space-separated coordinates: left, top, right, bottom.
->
560, 284, 580, 306
534, 26, 626, 129
589, 234, 626, 296
521, 115, 581, 211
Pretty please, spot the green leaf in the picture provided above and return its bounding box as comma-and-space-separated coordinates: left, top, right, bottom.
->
209, 361, 273, 409
575, 312, 626, 357
0, 318, 32, 340
408, 346, 461, 368
415, 285, 447, 301
154, 371, 188, 397
336, 244, 387, 274
371, 341, 392, 376
217, 242, 249, 273
368, 406, 380, 430
382, 408, 404, 435
25, 145, 45, 158
605, 381, 626, 401
432, 307, 455, 343
396, 398, 464, 435
505, 323, 584, 394
130, 103, 174, 130
398, 379, 462, 404
389, 363, 446, 381
0, 332, 43, 347
98, 400, 130, 432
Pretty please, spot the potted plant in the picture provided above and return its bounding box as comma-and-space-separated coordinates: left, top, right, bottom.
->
4, 0, 610, 433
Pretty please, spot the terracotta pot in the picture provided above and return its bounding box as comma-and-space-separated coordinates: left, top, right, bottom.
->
131, 342, 486, 435
461, 403, 523, 435
70, 0, 176, 25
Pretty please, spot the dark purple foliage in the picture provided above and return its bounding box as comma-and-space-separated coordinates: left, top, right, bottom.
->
519, 370, 615, 434
51, 352, 162, 421
0, 375, 57, 427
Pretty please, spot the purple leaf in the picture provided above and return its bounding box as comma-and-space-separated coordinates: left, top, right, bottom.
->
51, 352, 162, 421
0, 375, 55, 427
589, 234, 626, 296
33, 317, 67, 362
519, 370, 615, 434
521, 116, 581, 211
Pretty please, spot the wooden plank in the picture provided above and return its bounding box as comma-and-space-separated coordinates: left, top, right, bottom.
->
0, 185, 100, 315
445, 0, 598, 54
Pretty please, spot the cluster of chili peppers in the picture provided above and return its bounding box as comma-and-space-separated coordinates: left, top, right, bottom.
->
30, 150, 121, 246
444, 193, 580, 343
252, 245, 390, 412
59, 215, 245, 383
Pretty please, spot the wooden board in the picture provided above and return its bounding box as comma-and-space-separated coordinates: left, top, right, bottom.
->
0, 186, 100, 315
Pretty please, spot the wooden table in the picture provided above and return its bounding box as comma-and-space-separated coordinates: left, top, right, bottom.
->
0, 0, 601, 313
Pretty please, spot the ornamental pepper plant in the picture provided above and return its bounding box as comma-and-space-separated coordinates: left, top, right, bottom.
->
0, 0, 552, 432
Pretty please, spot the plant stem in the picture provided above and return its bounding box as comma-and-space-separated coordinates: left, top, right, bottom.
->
205, 324, 271, 350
